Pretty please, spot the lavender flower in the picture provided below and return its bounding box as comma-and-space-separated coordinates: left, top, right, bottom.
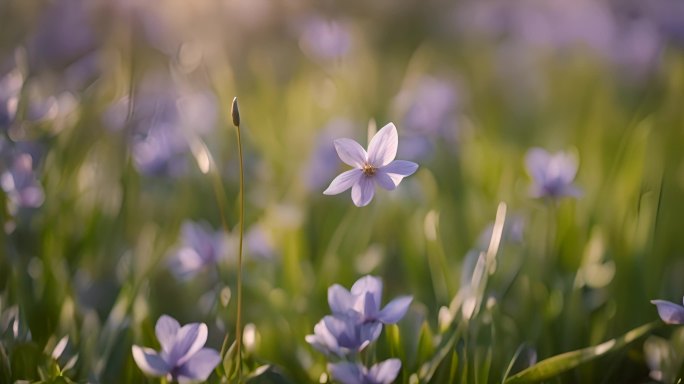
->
299, 17, 352, 62
323, 123, 418, 207
132, 315, 220, 383
328, 359, 402, 384
0, 70, 22, 131
1, 154, 45, 209
651, 298, 684, 324
525, 148, 581, 199
305, 315, 382, 357
328, 275, 413, 325
168, 221, 228, 280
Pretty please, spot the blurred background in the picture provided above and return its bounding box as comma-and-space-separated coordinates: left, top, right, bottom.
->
2, 0, 684, 382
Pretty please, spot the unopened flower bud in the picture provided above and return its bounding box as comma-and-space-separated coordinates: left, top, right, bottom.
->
231, 97, 240, 127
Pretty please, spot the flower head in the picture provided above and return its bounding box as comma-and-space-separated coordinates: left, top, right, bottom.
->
651, 298, 684, 324
168, 221, 228, 280
525, 147, 581, 199
328, 359, 402, 384
305, 315, 382, 357
1, 153, 45, 210
323, 122, 418, 207
328, 275, 412, 325
132, 315, 220, 383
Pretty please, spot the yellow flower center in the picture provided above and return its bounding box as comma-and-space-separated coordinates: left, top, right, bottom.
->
362, 163, 376, 176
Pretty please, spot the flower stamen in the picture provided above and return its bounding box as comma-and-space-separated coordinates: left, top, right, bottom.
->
362, 163, 376, 176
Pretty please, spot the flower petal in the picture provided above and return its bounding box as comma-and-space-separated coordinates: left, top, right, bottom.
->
328, 362, 365, 384
351, 275, 383, 313
323, 169, 362, 195
381, 160, 418, 179
169, 323, 208, 366
132, 346, 170, 377
652, 300, 684, 324
334, 138, 367, 167
351, 176, 375, 207
525, 148, 550, 184
328, 284, 355, 316
177, 348, 221, 382
373, 170, 396, 191
155, 315, 180, 354
368, 358, 402, 384
367, 123, 398, 167
377, 296, 413, 324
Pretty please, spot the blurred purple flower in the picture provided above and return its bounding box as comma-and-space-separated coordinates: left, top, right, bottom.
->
1, 154, 44, 209
328, 275, 412, 325
0, 70, 22, 131
328, 359, 402, 384
305, 315, 382, 357
127, 76, 218, 177
133, 123, 189, 177
299, 17, 352, 62
394, 76, 461, 159
132, 315, 220, 383
168, 221, 228, 280
26, 0, 99, 71
651, 298, 684, 324
323, 123, 418, 207
245, 224, 277, 261
525, 148, 581, 199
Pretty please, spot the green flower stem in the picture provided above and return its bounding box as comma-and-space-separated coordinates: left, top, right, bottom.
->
233, 98, 245, 381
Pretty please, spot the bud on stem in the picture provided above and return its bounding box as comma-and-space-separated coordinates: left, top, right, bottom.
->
231, 97, 240, 127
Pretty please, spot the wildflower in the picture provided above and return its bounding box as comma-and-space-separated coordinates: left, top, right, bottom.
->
305, 315, 382, 357
1, 154, 45, 210
168, 221, 228, 280
651, 298, 684, 324
132, 315, 220, 383
328, 359, 402, 384
323, 122, 418, 207
328, 275, 412, 325
525, 147, 581, 199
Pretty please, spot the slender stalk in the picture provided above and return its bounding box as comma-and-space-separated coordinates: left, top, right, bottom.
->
231, 97, 244, 380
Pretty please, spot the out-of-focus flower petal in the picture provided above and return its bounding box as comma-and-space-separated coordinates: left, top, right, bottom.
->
377, 296, 413, 324
652, 300, 684, 324
156, 315, 181, 354
177, 348, 221, 382
168, 323, 207, 366
328, 284, 355, 315
368, 358, 402, 384
367, 123, 398, 167
323, 169, 362, 195
351, 276, 383, 312
334, 138, 367, 168
132, 346, 170, 377
351, 176, 375, 207
328, 362, 365, 384
525, 148, 549, 184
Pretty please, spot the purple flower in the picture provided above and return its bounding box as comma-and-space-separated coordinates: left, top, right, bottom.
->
328, 359, 402, 384
168, 221, 228, 280
328, 275, 413, 325
299, 17, 352, 62
305, 315, 382, 357
1, 154, 45, 209
323, 123, 419, 207
525, 148, 581, 199
0, 70, 22, 130
651, 298, 684, 324
132, 315, 220, 383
